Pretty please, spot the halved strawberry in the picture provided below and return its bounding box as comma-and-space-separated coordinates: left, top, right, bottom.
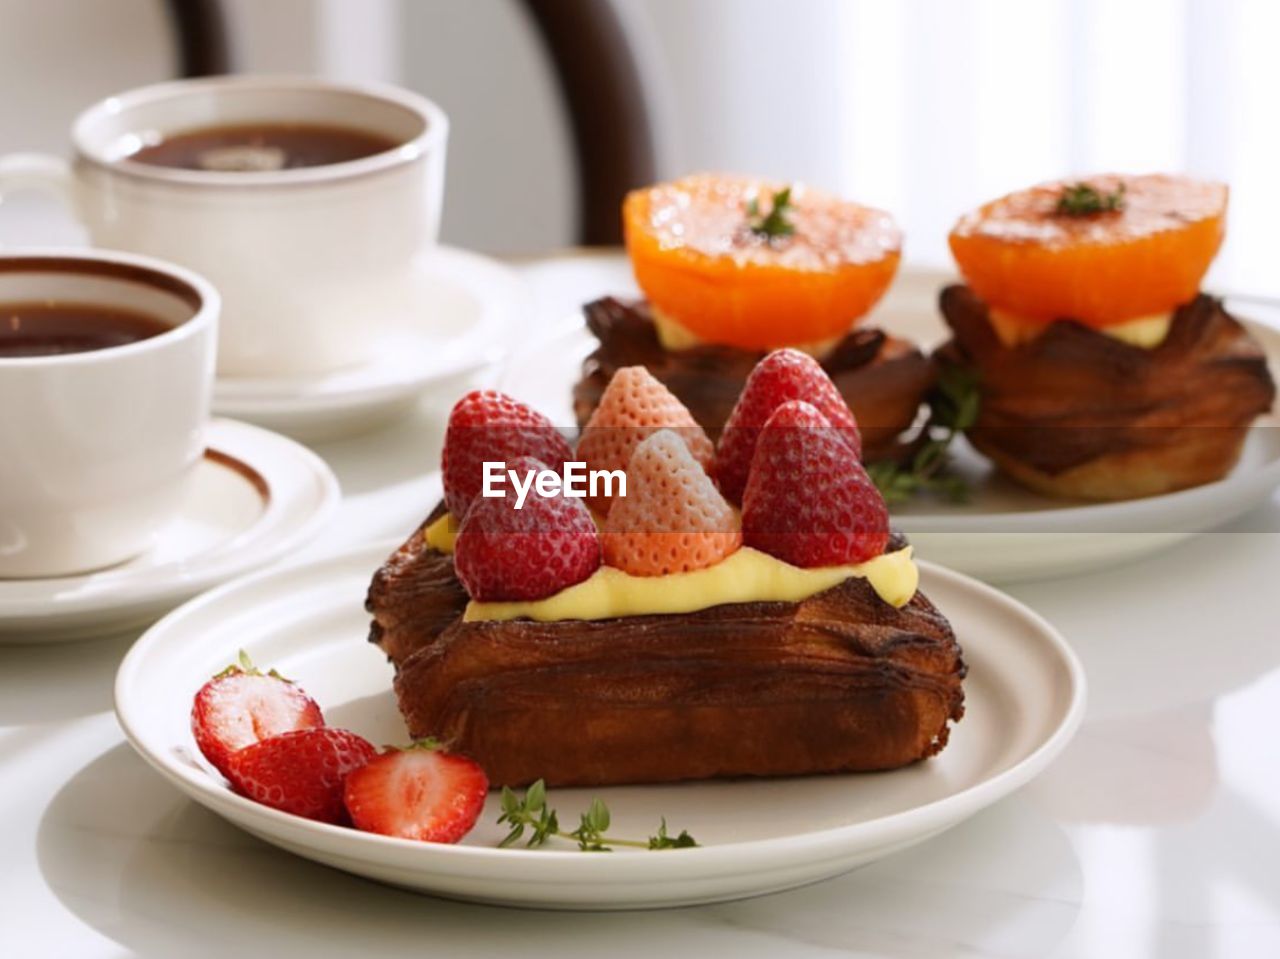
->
716, 348, 862, 505
453, 455, 601, 601
191, 652, 324, 779
225, 727, 376, 824
344, 741, 489, 843
742, 400, 888, 567
442, 390, 573, 519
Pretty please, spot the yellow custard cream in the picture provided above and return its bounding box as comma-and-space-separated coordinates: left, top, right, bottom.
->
425, 514, 917, 621
652, 307, 843, 359
425, 513, 459, 552
989, 309, 1172, 349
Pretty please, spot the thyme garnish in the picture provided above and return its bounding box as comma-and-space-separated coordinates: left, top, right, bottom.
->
867, 367, 980, 504
1055, 181, 1126, 216
497, 779, 698, 852
746, 186, 796, 239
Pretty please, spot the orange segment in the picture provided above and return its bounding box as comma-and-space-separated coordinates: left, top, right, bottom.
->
623, 174, 901, 351
949, 173, 1227, 326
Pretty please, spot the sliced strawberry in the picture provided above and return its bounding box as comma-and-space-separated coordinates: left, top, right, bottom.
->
576, 366, 714, 513
225, 728, 376, 824
453, 455, 600, 601
742, 400, 888, 567
602, 429, 740, 576
717, 348, 862, 505
442, 390, 573, 520
191, 652, 324, 779
344, 742, 489, 843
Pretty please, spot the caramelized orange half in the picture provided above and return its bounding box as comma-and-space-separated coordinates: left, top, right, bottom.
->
623, 174, 901, 350
949, 173, 1227, 326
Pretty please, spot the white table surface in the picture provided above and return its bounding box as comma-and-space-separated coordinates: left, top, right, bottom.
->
2, 230, 1279, 957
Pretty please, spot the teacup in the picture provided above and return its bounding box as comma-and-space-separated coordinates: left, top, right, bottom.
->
0, 249, 218, 578
0, 75, 448, 377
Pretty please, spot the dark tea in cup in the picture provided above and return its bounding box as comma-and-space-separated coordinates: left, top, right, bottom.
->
128, 122, 399, 172
0, 302, 171, 357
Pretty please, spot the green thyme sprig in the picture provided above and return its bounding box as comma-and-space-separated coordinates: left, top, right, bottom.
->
746, 186, 796, 240
1055, 181, 1126, 216
497, 779, 698, 852
647, 817, 699, 850
868, 367, 980, 504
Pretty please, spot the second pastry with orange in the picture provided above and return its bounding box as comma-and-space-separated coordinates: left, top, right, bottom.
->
574, 173, 935, 462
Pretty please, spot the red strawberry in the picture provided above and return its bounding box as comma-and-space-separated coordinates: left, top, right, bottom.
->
453, 455, 600, 601
344, 742, 489, 843
442, 390, 573, 519
192, 652, 324, 779
717, 348, 862, 505
225, 728, 376, 824
602, 429, 740, 576
576, 366, 714, 513
742, 400, 888, 567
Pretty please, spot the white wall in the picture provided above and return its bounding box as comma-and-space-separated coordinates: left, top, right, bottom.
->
0, 0, 175, 245
0, 0, 174, 153
621, 0, 847, 190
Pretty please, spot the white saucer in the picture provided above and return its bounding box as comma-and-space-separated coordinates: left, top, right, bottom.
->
0, 419, 339, 643
115, 541, 1084, 910
213, 246, 527, 443
502, 269, 1280, 583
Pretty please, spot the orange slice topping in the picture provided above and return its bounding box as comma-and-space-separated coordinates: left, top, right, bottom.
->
949, 173, 1227, 327
623, 173, 901, 350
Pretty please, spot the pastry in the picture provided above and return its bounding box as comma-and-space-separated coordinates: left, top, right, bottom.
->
572, 174, 936, 462
938, 173, 1275, 500
368, 354, 965, 788
574, 297, 935, 462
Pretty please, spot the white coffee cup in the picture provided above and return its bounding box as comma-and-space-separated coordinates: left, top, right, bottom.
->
0, 75, 447, 378
0, 249, 218, 578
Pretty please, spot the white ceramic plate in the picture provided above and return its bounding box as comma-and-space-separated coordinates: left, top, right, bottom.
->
214, 246, 527, 443
115, 541, 1084, 910
502, 269, 1280, 583
0, 419, 339, 643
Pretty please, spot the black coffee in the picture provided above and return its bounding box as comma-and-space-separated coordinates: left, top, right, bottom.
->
128, 122, 400, 172
0, 302, 172, 357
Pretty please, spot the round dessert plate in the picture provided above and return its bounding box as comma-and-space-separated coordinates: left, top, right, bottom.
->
0, 419, 339, 643
116, 541, 1084, 911
503, 268, 1280, 583
214, 246, 527, 443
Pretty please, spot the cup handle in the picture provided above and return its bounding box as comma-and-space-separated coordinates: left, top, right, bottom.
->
0, 152, 72, 206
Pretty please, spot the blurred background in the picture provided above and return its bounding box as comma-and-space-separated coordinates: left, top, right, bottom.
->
1, 0, 1276, 295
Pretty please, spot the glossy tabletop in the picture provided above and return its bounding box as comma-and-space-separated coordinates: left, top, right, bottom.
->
2, 251, 1278, 958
